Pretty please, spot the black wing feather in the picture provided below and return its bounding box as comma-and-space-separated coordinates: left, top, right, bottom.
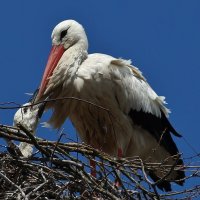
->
128, 109, 181, 156
128, 109, 185, 191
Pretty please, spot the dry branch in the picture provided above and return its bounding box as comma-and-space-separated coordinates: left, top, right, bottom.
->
0, 124, 200, 199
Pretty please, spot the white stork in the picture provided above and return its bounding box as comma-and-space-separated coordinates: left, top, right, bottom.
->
27, 20, 184, 191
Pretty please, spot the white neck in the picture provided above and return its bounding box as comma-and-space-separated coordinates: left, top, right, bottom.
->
59, 41, 88, 79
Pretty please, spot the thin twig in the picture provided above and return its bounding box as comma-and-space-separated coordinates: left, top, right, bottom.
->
0, 171, 28, 200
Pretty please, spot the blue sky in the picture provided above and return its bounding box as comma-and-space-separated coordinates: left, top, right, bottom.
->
0, 0, 199, 193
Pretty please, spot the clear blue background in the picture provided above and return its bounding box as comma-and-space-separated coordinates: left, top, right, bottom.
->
0, 0, 199, 193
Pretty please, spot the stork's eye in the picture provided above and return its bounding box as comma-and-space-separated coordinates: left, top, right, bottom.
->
60, 29, 68, 40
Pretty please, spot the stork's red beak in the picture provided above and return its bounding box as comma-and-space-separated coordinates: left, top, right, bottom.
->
38, 45, 65, 99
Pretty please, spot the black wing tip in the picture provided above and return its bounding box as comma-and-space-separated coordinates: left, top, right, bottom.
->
169, 123, 182, 137
149, 171, 172, 191
160, 110, 182, 138
149, 167, 185, 192
174, 169, 185, 186
158, 181, 172, 192
154, 179, 184, 192
172, 130, 182, 137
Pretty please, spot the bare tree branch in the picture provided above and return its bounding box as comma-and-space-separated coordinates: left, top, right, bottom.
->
0, 99, 199, 199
